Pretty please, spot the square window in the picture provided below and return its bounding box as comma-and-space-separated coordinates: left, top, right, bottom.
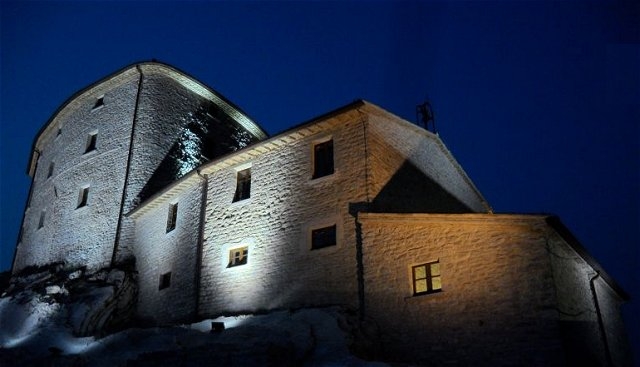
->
38, 210, 46, 229
93, 96, 104, 110
233, 168, 251, 202
47, 162, 55, 178
77, 186, 89, 208
412, 261, 442, 296
311, 224, 337, 250
228, 247, 248, 267
85, 132, 97, 153
166, 203, 178, 233
159, 272, 171, 290
312, 139, 334, 179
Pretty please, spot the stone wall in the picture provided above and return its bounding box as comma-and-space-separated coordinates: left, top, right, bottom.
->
359, 213, 565, 366
13, 70, 140, 272
114, 65, 263, 264
131, 102, 496, 322
547, 228, 632, 366
197, 114, 368, 317
366, 109, 489, 213
133, 179, 204, 324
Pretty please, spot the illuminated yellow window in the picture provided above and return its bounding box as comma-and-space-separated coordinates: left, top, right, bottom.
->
412, 261, 442, 295
228, 247, 248, 267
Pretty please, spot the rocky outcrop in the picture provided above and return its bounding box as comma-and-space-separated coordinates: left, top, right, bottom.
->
1, 263, 137, 338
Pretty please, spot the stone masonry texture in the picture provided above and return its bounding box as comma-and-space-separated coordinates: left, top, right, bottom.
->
11, 63, 630, 366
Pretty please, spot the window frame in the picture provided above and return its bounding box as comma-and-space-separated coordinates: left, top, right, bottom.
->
232, 167, 251, 202
85, 132, 98, 153
166, 203, 178, 233
37, 209, 46, 229
77, 186, 90, 208
310, 224, 337, 250
228, 246, 248, 268
158, 271, 171, 290
412, 260, 442, 296
92, 96, 104, 110
47, 162, 55, 179
311, 138, 334, 179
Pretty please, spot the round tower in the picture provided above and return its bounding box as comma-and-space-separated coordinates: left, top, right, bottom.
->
12, 62, 267, 273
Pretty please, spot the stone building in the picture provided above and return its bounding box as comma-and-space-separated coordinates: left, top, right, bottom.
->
11, 62, 630, 366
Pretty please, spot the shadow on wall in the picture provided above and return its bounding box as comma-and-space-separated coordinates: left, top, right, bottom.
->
138, 103, 258, 203
559, 320, 603, 367
371, 160, 472, 214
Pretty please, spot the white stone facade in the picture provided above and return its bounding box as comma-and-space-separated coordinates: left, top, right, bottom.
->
11, 62, 630, 366
13, 63, 266, 273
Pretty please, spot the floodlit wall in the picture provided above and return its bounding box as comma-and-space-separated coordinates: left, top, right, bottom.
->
13, 69, 140, 272
114, 65, 263, 263
133, 179, 204, 324
359, 213, 565, 366
198, 112, 368, 316
547, 229, 632, 367
595, 279, 632, 367
131, 102, 495, 321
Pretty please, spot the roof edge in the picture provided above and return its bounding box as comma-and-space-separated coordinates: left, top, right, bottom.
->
545, 216, 630, 301
27, 60, 268, 175
127, 100, 368, 218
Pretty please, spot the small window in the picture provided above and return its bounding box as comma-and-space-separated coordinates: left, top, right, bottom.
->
85, 132, 97, 153
228, 246, 248, 267
159, 272, 171, 290
93, 96, 104, 110
38, 210, 46, 229
412, 261, 442, 296
312, 139, 334, 179
166, 203, 178, 233
57, 127, 62, 137
233, 168, 251, 202
77, 186, 89, 208
47, 162, 55, 178
311, 224, 337, 250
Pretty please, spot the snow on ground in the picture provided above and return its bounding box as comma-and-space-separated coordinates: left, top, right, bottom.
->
1, 266, 391, 366
0, 300, 390, 367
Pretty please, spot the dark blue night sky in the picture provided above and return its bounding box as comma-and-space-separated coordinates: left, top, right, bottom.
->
1, 1, 638, 357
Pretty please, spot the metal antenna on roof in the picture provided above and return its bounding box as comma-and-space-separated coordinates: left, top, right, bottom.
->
416, 100, 436, 134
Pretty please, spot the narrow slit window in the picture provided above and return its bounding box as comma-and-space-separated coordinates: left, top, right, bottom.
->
85, 132, 97, 153
228, 247, 248, 267
159, 272, 171, 290
77, 186, 89, 208
57, 127, 62, 137
47, 162, 55, 178
233, 168, 251, 202
311, 224, 337, 250
412, 261, 442, 296
93, 96, 104, 110
38, 210, 46, 229
312, 139, 334, 179
166, 203, 178, 233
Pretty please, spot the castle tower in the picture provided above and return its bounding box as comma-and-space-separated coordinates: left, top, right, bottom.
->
12, 62, 267, 273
